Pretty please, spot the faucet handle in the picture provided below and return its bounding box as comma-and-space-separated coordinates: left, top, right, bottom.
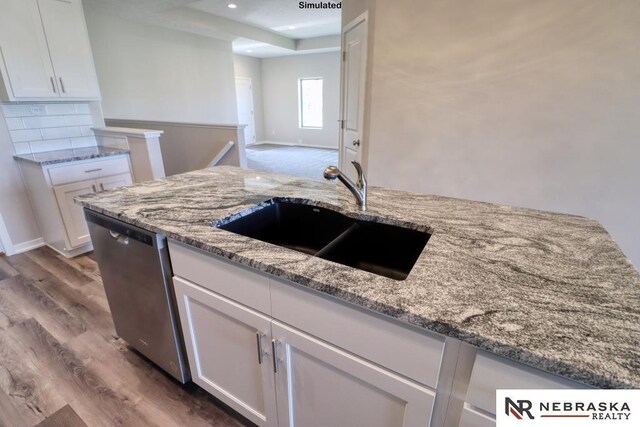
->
351, 161, 366, 188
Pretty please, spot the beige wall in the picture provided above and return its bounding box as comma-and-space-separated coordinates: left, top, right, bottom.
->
106, 119, 245, 176
233, 54, 265, 142
0, 108, 41, 249
84, 4, 238, 124
363, 0, 640, 268
261, 52, 340, 148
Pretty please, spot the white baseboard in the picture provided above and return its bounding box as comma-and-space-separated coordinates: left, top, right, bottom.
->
11, 237, 45, 255
253, 140, 338, 150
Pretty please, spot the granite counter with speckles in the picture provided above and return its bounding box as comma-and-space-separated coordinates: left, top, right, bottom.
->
75, 166, 640, 389
14, 146, 129, 165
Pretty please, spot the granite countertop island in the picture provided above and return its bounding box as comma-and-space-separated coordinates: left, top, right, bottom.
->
13, 146, 130, 165
76, 166, 640, 389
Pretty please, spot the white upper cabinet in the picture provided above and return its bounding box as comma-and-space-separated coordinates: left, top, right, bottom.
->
0, 0, 101, 101
0, 0, 58, 99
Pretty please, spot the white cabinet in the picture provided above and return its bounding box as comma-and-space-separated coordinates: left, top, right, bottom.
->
53, 179, 96, 248
272, 321, 435, 427
97, 173, 133, 192
19, 155, 133, 257
173, 277, 278, 427
0, 0, 58, 99
170, 243, 440, 427
51, 172, 133, 248
0, 0, 100, 101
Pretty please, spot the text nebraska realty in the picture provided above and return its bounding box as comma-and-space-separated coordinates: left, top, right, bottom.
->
299, 2, 342, 9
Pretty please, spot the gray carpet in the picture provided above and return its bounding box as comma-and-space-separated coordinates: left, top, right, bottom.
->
246, 144, 339, 181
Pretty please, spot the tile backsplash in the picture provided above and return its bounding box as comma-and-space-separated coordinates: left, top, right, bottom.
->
1, 103, 97, 154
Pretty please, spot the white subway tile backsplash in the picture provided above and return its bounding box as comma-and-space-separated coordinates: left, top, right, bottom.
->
13, 143, 32, 155
41, 126, 82, 140
65, 114, 93, 126
80, 126, 94, 136
5, 117, 24, 130
45, 103, 77, 115
30, 139, 72, 153
4, 102, 98, 154
10, 129, 42, 143
2, 104, 32, 117
22, 115, 64, 129
75, 103, 91, 114
71, 136, 97, 148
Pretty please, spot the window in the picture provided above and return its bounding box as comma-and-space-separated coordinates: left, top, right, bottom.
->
298, 78, 323, 128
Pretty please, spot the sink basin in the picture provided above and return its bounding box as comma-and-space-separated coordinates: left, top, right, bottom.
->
317, 221, 430, 281
216, 201, 353, 255
215, 200, 430, 280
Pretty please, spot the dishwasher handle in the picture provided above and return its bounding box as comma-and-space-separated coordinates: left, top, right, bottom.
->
109, 230, 130, 245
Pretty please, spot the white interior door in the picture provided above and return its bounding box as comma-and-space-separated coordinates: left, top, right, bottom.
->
236, 77, 256, 146
340, 14, 368, 182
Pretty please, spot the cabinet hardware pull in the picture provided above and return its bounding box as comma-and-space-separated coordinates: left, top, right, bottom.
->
50, 77, 57, 93
352, 139, 361, 146
84, 168, 102, 173
91, 184, 97, 192
99, 183, 105, 192
271, 339, 279, 373
59, 77, 66, 94
256, 333, 264, 365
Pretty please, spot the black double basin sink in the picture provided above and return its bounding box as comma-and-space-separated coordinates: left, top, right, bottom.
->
215, 200, 430, 280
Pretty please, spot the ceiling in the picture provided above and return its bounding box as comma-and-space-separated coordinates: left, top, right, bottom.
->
85, 0, 342, 58
189, 0, 342, 39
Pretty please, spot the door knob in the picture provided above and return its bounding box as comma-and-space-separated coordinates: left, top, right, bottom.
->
352, 139, 361, 146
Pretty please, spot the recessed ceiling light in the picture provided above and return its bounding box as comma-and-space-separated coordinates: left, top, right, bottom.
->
288, 25, 296, 30
246, 49, 253, 53
228, 3, 237, 9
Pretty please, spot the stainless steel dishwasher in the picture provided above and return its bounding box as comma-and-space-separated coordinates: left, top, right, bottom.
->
85, 209, 190, 383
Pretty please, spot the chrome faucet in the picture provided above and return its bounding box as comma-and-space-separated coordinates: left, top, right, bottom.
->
324, 161, 367, 211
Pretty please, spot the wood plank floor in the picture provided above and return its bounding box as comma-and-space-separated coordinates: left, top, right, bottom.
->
0, 247, 250, 427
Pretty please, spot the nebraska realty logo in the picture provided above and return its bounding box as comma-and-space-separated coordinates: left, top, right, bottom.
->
496, 390, 640, 426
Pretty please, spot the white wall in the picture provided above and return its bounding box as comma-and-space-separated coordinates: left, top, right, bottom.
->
233, 54, 265, 142
363, 0, 640, 268
84, 4, 238, 124
261, 52, 340, 148
0, 108, 41, 250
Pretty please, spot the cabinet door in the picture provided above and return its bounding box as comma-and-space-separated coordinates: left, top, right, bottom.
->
173, 277, 278, 427
37, 0, 100, 99
53, 179, 96, 248
0, 0, 58, 99
96, 173, 133, 192
272, 321, 435, 427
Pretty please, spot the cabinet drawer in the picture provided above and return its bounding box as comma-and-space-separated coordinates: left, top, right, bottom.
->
168, 240, 271, 315
459, 406, 495, 427
47, 156, 130, 186
465, 350, 590, 415
270, 278, 445, 389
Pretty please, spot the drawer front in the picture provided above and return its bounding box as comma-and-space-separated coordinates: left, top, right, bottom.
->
466, 350, 590, 415
168, 240, 271, 315
47, 155, 130, 186
459, 406, 495, 427
270, 278, 445, 389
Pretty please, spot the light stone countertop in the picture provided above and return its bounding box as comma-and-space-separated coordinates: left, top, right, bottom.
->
13, 146, 129, 165
75, 166, 640, 389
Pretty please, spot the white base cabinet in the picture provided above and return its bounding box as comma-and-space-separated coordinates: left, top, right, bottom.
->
171, 242, 439, 427
272, 321, 435, 427
174, 276, 278, 427
19, 156, 133, 257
